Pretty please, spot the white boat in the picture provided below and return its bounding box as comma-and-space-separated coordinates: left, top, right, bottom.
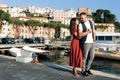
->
22, 46, 50, 53
9, 47, 21, 57
96, 32, 120, 43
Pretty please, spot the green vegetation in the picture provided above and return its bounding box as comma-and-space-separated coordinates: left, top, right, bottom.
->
92, 9, 120, 32
95, 25, 108, 31
23, 11, 34, 17
0, 8, 120, 36
114, 21, 120, 32
92, 9, 116, 23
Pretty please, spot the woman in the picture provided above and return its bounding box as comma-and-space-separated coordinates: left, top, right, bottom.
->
69, 18, 82, 77
69, 18, 91, 77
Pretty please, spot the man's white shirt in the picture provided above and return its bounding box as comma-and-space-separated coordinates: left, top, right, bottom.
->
79, 20, 94, 43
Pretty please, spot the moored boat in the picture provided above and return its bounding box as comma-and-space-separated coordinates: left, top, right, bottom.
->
9, 47, 21, 57
95, 51, 120, 60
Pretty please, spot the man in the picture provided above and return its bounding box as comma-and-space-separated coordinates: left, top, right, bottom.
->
78, 12, 96, 76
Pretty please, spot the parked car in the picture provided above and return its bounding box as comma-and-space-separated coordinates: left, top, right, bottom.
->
35, 37, 44, 43
1, 38, 15, 44
11, 38, 19, 43
44, 38, 51, 44
35, 37, 51, 44
65, 35, 73, 41
24, 38, 36, 44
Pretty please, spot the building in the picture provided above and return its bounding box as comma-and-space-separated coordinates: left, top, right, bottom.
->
53, 9, 76, 25
0, 3, 8, 9
8, 6, 26, 17
95, 23, 115, 32
0, 21, 10, 38
78, 8, 92, 16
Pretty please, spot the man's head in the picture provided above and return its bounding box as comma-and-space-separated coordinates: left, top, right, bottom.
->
79, 12, 87, 22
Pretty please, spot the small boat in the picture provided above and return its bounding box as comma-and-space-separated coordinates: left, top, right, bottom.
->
23, 46, 50, 53
9, 47, 22, 57
23, 46, 50, 58
64, 48, 120, 60
95, 51, 120, 61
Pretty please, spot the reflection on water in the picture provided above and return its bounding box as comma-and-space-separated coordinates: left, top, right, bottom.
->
92, 58, 120, 75
38, 50, 120, 75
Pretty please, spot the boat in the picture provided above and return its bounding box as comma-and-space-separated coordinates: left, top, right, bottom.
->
23, 46, 50, 58
95, 51, 120, 60
9, 46, 50, 63
64, 32, 120, 60
22, 46, 50, 53
9, 47, 22, 57
96, 32, 120, 44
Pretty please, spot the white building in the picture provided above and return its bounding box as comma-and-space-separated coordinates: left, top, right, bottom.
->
8, 6, 26, 17
0, 21, 10, 38
60, 28, 70, 39
27, 6, 54, 17
53, 9, 76, 25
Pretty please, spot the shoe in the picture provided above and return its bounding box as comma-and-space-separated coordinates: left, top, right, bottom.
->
86, 70, 93, 75
81, 71, 89, 77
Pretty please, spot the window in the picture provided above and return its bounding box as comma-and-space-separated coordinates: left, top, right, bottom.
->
97, 36, 104, 41
105, 36, 112, 41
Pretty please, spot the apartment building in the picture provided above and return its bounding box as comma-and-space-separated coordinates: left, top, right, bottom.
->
53, 9, 76, 25
8, 6, 26, 17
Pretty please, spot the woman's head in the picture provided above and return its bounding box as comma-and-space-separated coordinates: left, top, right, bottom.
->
70, 18, 79, 35
70, 18, 79, 27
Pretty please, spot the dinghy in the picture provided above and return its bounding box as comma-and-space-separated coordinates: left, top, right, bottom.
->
9, 47, 21, 57
22, 46, 50, 53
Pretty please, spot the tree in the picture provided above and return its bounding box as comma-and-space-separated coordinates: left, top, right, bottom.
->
114, 21, 120, 32
1, 12, 10, 21
25, 20, 39, 38
92, 9, 104, 23
23, 11, 34, 17
93, 9, 116, 23
0, 10, 6, 28
9, 18, 24, 40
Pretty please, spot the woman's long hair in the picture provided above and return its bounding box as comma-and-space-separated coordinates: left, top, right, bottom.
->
70, 18, 78, 35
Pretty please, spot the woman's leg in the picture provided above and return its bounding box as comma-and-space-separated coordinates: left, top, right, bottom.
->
73, 67, 78, 77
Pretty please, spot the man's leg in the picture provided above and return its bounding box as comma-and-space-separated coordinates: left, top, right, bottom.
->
82, 43, 91, 72
85, 43, 95, 75
86, 43, 95, 70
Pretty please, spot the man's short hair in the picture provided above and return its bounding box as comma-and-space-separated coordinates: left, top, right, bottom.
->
79, 12, 87, 16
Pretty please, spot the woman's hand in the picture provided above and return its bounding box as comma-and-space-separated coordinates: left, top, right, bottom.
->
86, 29, 92, 34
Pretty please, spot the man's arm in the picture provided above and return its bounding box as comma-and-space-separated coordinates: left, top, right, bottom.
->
92, 21, 96, 41
93, 29, 96, 41
72, 30, 91, 39
78, 29, 91, 39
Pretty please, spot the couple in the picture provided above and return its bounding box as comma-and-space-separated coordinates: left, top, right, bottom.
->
69, 12, 96, 77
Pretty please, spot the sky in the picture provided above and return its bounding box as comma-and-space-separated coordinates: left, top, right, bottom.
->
0, 0, 120, 21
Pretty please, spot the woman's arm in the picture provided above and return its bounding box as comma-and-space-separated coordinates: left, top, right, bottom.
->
72, 29, 91, 39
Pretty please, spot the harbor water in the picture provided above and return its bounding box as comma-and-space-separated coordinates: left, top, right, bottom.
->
38, 50, 120, 76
